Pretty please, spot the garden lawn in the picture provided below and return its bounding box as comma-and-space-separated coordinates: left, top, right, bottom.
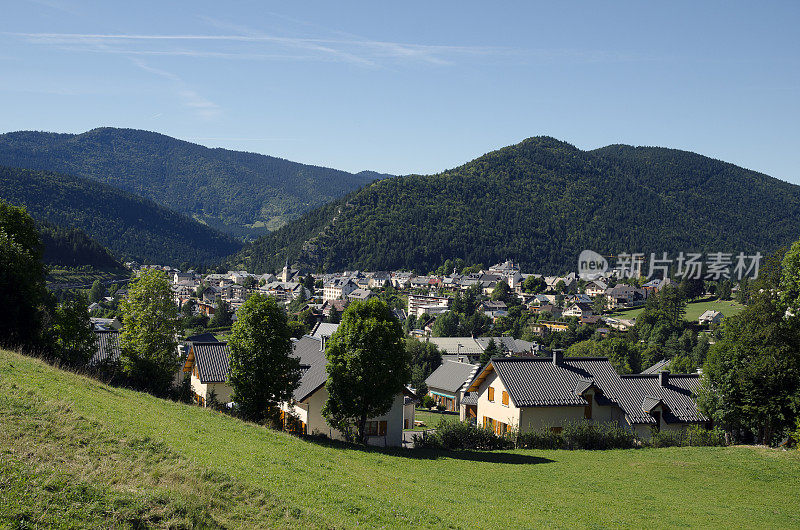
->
614, 297, 744, 323
1, 349, 799, 528
405, 407, 459, 431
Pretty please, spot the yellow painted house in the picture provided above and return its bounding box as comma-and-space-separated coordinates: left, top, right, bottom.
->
466, 353, 708, 438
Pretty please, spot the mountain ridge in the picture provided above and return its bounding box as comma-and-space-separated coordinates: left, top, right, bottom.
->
0, 165, 242, 265
229, 136, 800, 274
0, 127, 387, 238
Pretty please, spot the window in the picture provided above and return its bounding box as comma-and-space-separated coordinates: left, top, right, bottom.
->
365, 421, 379, 436
488, 386, 495, 402
496, 421, 507, 436
584, 394, 593, 419
551, 426, 563, 434
502, 391, 509, 406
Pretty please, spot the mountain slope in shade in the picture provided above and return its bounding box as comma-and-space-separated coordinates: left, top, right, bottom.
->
0, 165, 242, 265
38, 221, 123, 269
0, 128, 385, 238
230, 137, 800, 274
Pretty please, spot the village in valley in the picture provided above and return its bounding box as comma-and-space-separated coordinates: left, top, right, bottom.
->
85, 256, 744, 448
2, 3, 799, 526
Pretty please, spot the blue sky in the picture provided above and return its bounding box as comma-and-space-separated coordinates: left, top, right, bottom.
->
2, 1, 798, 181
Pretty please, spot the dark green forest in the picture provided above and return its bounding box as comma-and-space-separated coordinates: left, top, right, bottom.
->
0, 165, 242, 265
38, 221, 122, 269
232, 137, 800, 274
0, 128, 386, 238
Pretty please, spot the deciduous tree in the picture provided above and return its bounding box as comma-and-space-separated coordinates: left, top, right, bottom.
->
322, 298, 410, 444
119, 269, 181, 395
228, 294, 300, 423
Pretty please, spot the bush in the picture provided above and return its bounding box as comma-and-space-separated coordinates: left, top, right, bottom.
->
648, 425, 727, 448
413, 419, 512, 451
420, 395, 435, 409
516, 421, 635, 450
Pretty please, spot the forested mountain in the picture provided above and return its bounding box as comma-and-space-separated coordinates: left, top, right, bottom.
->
38, 221, 122, 269
0, 128, 384, 238
230, 137, 800, 274
0, 165, 241, 264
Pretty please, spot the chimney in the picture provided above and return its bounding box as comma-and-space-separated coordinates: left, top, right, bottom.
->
320, 335, 328, 352
659, 370, 670, 387
552, 350, 563, 366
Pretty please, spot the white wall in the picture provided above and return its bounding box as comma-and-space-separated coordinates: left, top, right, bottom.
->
286, 386, 405, 447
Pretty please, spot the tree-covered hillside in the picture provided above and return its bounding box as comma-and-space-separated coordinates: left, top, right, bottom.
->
231, 137, 800, 274
0, 165, 241, 265
38, 221, 122, 269
0, 128, 385, 238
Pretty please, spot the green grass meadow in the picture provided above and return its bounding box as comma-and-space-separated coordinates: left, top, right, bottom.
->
1, 349, 798, 528
614, 297, 744, 323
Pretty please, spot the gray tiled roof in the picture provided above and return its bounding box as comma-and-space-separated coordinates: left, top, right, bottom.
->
491, 357, 618, 408
311, 322, 340, 339
192, 342, 231, 383
425, 360, 480, 394
292, 335, 328, 402
620, 374, 707, 424
427, 337, 483, 355
90, 330, 120, 365
640, 359, 671, 374
461, 392, 478, 406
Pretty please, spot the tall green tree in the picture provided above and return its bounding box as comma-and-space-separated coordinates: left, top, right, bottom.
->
322, 298, 410, 444
0, 199, 47, 348
89, 279, 106, 303
699, 251, 800, 445
209, 297, 233, 327
228, 294, 301, 423
480, 337, 501, 365
119, 269, 181, 395
52, 294, 97, 366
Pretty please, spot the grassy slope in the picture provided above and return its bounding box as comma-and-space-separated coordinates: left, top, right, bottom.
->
1, 349, 799, 528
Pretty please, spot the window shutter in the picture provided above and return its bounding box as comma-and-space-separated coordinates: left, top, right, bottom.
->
502, 391, 509, 406
379, 421, 387, 436
488, 386, 495, 401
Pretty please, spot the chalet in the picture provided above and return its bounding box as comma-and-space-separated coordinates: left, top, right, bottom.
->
465, 354, 708, 438
606, 284, 645, 309
563, 303, 594, 319
698, 310, 724, 326
183, 341, 233, 407
585, 280, 608, 297
424, 360, 480, 412
280, 335, 414, 446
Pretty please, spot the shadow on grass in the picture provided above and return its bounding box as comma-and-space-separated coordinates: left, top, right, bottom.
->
302, 435, 555, 465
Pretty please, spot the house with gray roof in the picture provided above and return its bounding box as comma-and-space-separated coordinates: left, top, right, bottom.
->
424, 360, 480, 412
182, 342, 233, 407
89, 330, 121, 366
280, 335, 415, 446
465, 353, 708, 438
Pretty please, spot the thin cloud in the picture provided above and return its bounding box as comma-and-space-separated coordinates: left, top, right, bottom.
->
130, 58, 221, 119
8, 31, 518, 67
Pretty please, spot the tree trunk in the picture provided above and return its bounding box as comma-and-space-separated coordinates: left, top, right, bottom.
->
358, 411, 367, 445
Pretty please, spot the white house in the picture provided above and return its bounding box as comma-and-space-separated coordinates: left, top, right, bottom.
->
698, 310, 724, 326
182, 341, 234, 407
281, 334, 414, 446
323, 278, 358, 302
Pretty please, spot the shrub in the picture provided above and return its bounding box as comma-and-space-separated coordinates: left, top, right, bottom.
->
413, 419, 511, 450
647, 425, 727, 448
648, 429, 684, 448
515, 421, 635, 450
420, 395, 435, 409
